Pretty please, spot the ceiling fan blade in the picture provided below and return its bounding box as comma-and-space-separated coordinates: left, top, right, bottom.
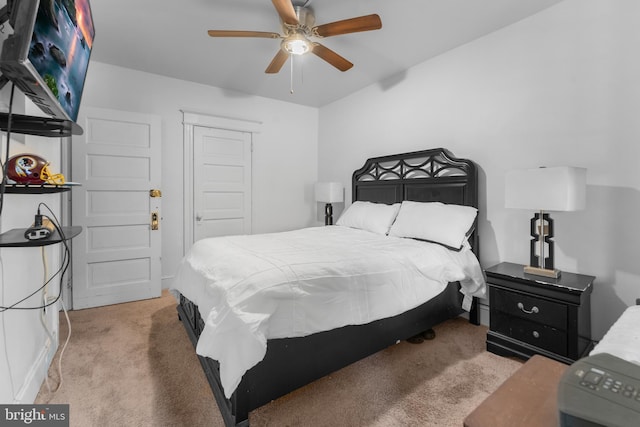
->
271, 0, 299, 26
311, 43, 353, 72
265, 50, 289, 74
208, 30, 281, 38
314, 14, 382, 38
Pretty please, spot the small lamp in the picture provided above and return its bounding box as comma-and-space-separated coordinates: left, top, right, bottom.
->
505, 166, 586, 278
315, 182, 343, 225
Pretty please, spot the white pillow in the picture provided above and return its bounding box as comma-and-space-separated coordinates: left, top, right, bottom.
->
336, 201, 401, 235
388, 201, 477, 250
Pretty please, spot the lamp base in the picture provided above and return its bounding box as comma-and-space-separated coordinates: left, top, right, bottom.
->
324, 203, 334, 226
524, 265, 561, 279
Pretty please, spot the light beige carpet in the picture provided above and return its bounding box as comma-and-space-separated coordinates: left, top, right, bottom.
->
36, 291, 522, 426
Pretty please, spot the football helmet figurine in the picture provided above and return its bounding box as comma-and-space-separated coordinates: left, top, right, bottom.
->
6, 153, 66, 185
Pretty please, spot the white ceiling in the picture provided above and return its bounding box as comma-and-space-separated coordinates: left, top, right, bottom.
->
89, 0, 564, 107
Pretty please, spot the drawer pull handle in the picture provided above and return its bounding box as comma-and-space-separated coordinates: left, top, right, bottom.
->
532, 331, 540, 339
517, 302, 539, 314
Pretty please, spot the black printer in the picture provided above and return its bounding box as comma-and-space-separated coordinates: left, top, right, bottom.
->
558, 352, 640, 427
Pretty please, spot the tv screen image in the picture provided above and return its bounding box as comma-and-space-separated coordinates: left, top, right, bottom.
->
0, 0, 95, 122
31, 0, 94, 121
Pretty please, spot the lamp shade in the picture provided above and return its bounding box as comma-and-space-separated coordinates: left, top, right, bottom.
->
505, 166, 586, 211
315, 182, 343, 203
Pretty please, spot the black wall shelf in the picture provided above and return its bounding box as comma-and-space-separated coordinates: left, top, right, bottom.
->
4, 184, 72, 194
0, 112, 83, 137
0, 111, 83, 246
0, 226, 82, 247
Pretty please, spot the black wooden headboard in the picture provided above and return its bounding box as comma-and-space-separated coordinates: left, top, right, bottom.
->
352, 148, 479, 252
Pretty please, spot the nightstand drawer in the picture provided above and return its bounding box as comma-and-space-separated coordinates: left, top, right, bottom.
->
490, 287, 567, 330
491, 311, 568, 356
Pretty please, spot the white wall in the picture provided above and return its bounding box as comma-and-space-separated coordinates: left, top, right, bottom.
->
318, 0, 640, 340
79, 62, 319, 286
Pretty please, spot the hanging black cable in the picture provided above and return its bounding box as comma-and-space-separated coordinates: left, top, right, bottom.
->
0, 202, 70, 312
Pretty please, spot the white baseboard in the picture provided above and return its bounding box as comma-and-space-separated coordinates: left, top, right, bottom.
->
161, 275, 174, 290
458, 302, 489, 326
14, 337, 58, 404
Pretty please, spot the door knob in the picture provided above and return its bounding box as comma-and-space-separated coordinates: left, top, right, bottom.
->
149, 189, 162, 198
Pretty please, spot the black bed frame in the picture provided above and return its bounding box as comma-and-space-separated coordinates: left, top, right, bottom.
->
176, 148, 480, 426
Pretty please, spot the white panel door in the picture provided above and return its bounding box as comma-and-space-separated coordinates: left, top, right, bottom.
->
72, 107, 162, 309
193, 126, 251, 241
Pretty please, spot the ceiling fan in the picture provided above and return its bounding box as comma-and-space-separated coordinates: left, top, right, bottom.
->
207, 0, 382, 74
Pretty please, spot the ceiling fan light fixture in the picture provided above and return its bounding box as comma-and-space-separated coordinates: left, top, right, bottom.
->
282, 34, 311, 55
208, 2, 382, 75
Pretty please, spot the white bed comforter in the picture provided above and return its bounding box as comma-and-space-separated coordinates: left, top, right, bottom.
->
170, 226, 486, 398
590, 305, 640, 365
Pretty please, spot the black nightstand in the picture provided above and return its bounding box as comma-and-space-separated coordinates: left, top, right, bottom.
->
486, 262, 594, 364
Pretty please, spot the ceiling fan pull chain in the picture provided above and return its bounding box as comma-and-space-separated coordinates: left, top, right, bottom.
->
290, 55, 294, 94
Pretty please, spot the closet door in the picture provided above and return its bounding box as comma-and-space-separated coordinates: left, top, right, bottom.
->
72, 107, 162, 309
182, 111, 260, 252
192, 126, 252, 242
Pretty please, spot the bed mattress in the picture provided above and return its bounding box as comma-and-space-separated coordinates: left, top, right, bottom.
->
171, 225, 486, 397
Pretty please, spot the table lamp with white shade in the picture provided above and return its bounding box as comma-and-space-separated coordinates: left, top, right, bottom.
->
505, 166, 586, 278
315, 182, 343, 225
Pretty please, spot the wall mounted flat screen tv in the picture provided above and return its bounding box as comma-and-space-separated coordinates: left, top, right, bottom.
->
0, 0, 95, 122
